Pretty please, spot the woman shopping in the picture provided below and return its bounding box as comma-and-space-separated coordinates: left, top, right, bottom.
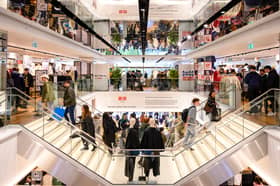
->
204, 90, 221, 122
80, 105, 96, 151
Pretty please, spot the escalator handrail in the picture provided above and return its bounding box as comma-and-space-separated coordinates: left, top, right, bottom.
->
6, 87, 109, 153
172, 88, 280, 157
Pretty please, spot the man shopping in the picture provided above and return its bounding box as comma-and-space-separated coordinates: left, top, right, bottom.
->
63, 80, 76, 125
184, 98, 200, 151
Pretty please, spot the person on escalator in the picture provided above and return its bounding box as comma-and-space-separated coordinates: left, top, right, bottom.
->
102, 112, 118, 154
204, 90, 220, 122
125, 118, 140, 182
244, 65, 261, 114
183, 98, 200, 151
80, 105, 96, 151
140, 118, 164, 181
41, 75, 55, 121
63, 80, 76, 125
264, 65, 279, 116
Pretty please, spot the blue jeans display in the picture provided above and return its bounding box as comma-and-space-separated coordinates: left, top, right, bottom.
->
65, 105, 76, 125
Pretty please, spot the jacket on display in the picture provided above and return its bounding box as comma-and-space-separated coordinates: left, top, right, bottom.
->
63, 87, 76, 106
140, 127, 164, 177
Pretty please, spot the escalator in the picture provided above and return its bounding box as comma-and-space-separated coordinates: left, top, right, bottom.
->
2, 89, 279, 185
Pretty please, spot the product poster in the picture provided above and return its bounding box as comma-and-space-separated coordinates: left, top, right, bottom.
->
35, 70, 48, 86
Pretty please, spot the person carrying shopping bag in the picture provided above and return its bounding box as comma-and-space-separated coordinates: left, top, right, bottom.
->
204, 90, 221, 122
41, 75, 55, 121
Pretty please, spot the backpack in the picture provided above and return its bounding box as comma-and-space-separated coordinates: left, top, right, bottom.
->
182, 106, 195, 123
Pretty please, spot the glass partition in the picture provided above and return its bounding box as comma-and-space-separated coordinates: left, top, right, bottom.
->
0, 31, 7, 127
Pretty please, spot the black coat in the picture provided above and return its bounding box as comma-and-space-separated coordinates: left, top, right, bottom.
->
265, 69, 280, 91
140, 127, 165, 177
23, 73, 34, 88
125, 128, 140, 154
81, 116, 95, 144
124, 128, 140, 179
102, 116, 118, 148
140, 127, 164, 150
245, 71, 261, 90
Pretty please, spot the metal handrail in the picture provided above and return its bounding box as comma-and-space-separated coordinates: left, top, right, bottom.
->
113, 89, 279, 157
6, 87, 109, 153
9, 93, 109, 154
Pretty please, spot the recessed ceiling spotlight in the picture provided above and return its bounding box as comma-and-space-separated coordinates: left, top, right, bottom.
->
187, 35, 192, 40
221, 11, 225, 14
203, 24, 208, 28
141, 8, 145, 12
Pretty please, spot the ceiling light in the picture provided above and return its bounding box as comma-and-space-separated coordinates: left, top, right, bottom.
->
187, 35, 192, 40
276, 54, 280, 61
178, 42, 182, 47
203, 24, 208, 28
221, 11, 225, 14
141, 9, 145, 12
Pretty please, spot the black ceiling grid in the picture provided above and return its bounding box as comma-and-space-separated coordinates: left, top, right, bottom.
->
138, 0, 150, 63
50, 0, 131, 63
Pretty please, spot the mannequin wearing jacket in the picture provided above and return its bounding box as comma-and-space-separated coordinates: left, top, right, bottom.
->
140, 119, 164, 179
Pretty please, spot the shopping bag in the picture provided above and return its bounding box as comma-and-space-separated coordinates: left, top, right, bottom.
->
211, 108, 222, 122
52, 107, 65, 121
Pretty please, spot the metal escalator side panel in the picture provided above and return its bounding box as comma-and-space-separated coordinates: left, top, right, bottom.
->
16, 128, 111, 186
175, 129, 267, 186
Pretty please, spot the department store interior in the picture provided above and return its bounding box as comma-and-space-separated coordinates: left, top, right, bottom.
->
0, 0, 280, 186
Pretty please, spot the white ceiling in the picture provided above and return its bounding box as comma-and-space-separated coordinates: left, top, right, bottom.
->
96, 55, 186, 67
82, 0, 211, 21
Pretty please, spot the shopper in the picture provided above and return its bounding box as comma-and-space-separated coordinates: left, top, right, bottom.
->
125, 118, 140, 182
41, 75, 55, 120
204, 90, 219, 121
140, 118, 164, 180
264, 65, 279, 116
23, 68, 34, 98
11, 68, 25, 111
119, 113, 129, 149
259, 69, 268, 94
63, 80, 76, 125
102, 112, 118, 154
183, 98, 200, 150
244, 65, 261, 114
80, 105, 96, 151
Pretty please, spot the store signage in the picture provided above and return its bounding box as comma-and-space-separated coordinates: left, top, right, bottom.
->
248, 43, 254, 49
118, 10, 128, 14
92, 92, 205, 112
32, 41, 38, 48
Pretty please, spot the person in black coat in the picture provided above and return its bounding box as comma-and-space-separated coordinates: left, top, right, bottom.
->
23, 68, 34, 97
140, 118, 165, 178
264, 65, 279, 116
204, 90, 218, 120
244, 65, 261, 114
11, 68, 25, 110
80, 105, 96, 151
102, 112, 118, 154
125, 118, 140, 182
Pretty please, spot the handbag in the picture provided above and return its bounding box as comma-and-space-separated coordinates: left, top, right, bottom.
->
204, 103, 213, 113
211, 108, 222, 121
